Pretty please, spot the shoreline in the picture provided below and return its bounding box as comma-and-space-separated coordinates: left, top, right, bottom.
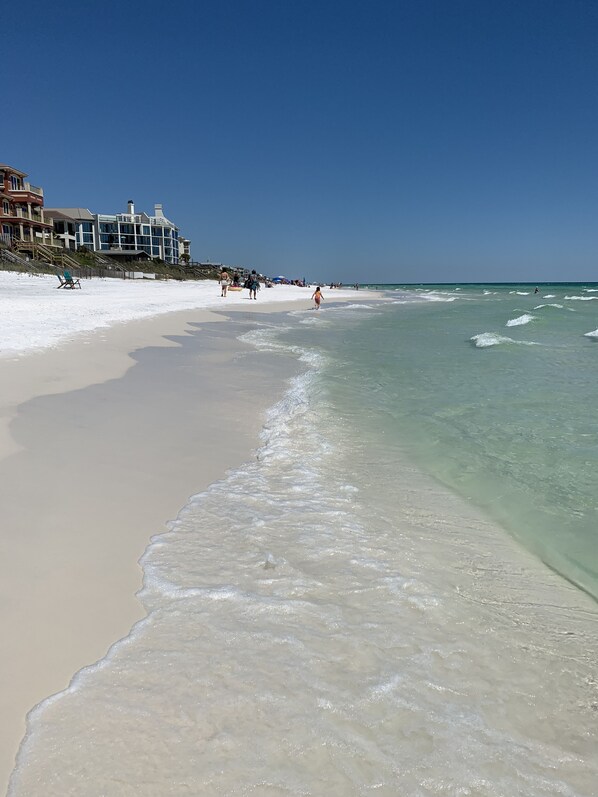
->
3, 282, 598, 794
0, 298, 327, 791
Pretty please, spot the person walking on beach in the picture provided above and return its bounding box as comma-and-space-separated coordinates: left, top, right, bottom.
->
311, 286, 324, 309
220, 269, 230, 297
248, 270, 260, 300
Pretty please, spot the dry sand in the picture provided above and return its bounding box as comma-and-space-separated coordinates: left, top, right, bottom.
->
0, 300, 309, 792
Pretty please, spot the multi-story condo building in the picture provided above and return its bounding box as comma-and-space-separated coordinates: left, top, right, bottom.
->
45, 201, 182, 265
0, 164, 53, 246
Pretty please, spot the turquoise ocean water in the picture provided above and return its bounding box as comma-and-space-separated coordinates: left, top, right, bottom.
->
325, 282, 598, 600
10, 284, 598, 796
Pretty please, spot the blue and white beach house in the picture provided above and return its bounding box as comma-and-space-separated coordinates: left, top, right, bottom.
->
44, 201, 183, 265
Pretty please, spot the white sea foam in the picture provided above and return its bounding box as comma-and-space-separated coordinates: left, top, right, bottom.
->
506, 314, 535, 327
533, 303, 563, 309
392, 293, 459, 304
583, 329, 598, 339
470, 333, 538, 348
542, 294, 556, 298
421, 294, 458, 302
298, 315, 327, 325
564, 295, 598, 301
509, 290, 530, 295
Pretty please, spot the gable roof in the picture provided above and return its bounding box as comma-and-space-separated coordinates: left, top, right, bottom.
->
44, 207, 95, 221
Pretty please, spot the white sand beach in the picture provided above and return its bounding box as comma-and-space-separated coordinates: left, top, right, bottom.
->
0, 271, 372, 790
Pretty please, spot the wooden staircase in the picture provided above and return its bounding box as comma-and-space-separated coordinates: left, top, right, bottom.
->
13, 240, 81, 270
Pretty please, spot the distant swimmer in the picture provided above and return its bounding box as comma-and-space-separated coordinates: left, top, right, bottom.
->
311, 286, 324, 309
534, 287, 539, 294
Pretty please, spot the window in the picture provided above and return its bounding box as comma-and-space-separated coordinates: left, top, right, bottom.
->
81, 222, 93, 233
2, 200, 8, 214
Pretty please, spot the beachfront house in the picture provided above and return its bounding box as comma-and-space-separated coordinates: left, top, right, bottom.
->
0, 164, 54, 248
43, 208, 96, 252
45, 201, 182, 265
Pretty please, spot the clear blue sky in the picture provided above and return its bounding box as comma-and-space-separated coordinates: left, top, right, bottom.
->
5, 0, 598, 282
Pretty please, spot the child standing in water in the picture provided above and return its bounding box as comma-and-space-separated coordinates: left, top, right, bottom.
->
311, 286, 324, 309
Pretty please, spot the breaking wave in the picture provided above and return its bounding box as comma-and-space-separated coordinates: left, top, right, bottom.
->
506, 314, 535, 327
470, 333, 539, 348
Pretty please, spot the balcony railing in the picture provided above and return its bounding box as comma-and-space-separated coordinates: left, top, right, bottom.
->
11, 181, 44, 197
10, 209, 49, 224
116, 214, 143, 222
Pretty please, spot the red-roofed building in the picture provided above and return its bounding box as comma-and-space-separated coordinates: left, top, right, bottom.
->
0, 164, 54, 247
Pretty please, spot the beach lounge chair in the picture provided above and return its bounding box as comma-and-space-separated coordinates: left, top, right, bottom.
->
56, 271, 81, 289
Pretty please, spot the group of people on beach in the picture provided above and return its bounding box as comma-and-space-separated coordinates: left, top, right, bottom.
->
219, 268, 325, 310
220, 269, 260, 299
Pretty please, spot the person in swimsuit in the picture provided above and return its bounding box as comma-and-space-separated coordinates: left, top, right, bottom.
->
311, 286, 324, 309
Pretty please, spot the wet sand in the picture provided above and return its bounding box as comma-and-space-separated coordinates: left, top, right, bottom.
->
0, 301, 311, 791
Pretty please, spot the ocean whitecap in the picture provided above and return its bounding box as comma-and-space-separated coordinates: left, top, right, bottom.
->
533, 304, 563, 310
583, 329, 598, 339
564, 295, 598, 301
470, 333, 539, 348
506, 314, 535, 327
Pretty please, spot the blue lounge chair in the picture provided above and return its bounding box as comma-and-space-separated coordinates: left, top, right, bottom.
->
57, 271, 81, 289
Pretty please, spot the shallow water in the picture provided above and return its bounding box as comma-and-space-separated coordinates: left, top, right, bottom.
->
9, 288, 598, 796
